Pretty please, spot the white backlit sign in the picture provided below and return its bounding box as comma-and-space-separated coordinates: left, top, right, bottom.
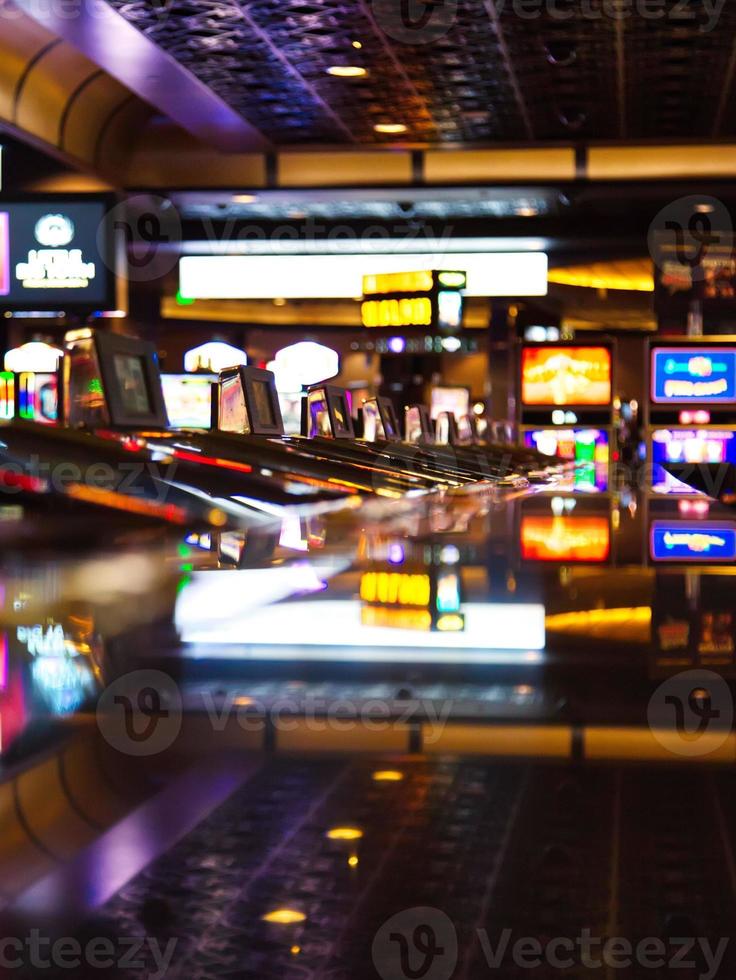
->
184, 341, 247, 373
15, 213, 96, 290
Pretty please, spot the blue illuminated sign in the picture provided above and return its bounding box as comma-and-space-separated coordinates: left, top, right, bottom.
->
651, 347, 736, 403
650, 521, 736, 562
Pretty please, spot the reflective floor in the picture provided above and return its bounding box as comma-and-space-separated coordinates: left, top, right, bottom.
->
0, 475, 735, 977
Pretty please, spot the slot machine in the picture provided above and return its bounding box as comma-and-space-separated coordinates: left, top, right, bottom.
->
518, 342, 615, 494
645, 338, 736, 498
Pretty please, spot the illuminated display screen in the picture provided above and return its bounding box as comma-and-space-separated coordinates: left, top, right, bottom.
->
17, 372, 57, 424
113, 354, 152, 417
219, 373, 249, 433
162, 374, 214, 429
650, 522, 736, 562
437, 290, 463, 330
430, 386, 470, 420
524, 428, 609, 492
651, 347, 736, 403
0, 372, 14, 420
651, 429, 736, 494
521, 515, 611, 562
0, 200, 114, 311
521, 346, 612, 407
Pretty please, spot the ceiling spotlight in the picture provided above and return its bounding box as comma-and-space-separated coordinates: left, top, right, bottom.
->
374, 123, 407, 134
352, 40, 363, 49
327, 65, 367, 77
695, 203, 715, 214
515, 206, 539, 217
232, 194, 257, 203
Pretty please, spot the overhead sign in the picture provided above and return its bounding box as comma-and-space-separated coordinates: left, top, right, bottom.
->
0, 199, 114, 311
650, 522, 736, 562
361, 269, 465, 330
651, 347, 736, 404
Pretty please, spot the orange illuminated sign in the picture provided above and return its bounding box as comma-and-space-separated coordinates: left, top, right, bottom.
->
521, 346, 612, 406
521, 515, 611, 562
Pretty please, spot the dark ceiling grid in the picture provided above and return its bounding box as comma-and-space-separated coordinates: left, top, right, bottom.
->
107, 0, 736, 146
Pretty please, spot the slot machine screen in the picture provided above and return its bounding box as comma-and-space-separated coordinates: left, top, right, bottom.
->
17, 372, 58, 424
521, 346, 612, 406
524, 428, 610, 491
651, 429, 736, 494
651, 347, 736, 404
219, 373, 249, 434
521, 514, 611, 562
162, 374, 214, 429
430, 386, 469, 420
113, 354, 152, 417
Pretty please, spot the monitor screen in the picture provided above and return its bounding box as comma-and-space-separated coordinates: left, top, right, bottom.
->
650, 521, 736, 562
162, 374, 214, 429
651, 428, 736, 494
219, 373, 249, 433
0, 199, 115, 312
521, 346, 612, 407
113, 354, 152, 418
524, 428, 610, 491
17, 372, 58, 424
430, 386, 469, 420
651, 347, 736, 404
251, 379, 276, 427
521, 515, 611, 562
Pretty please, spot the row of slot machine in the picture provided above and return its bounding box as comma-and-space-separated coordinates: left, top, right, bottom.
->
514, 338, 736, 676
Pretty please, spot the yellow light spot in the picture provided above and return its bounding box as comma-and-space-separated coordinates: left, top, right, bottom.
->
208, 508, 227, 527
374, 123, 407, 134
262, 909, 306, 925
326, 827, 363, 841
348, 855, 359, 867
436, 613, 465, 632
290, 946, 301, 956
327, 65, 367, 77
352, 40, 362, 48
372, 770, 404, 782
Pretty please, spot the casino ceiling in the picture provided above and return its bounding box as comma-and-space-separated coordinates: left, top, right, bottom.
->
4, 0, 736, 188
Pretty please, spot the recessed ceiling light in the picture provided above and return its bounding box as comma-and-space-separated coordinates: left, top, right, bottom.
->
695, 203, 715, 214
232, 194, 257, 203
374, 123, 407, 134
327, 65, 367, 77
352, 40, 362, 49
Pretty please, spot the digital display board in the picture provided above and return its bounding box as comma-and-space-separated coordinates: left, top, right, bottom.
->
650, 522, 736, 562
524, 428, 610, 492
651, 428, 736, 495
651, 347, 736, 404
162, 374, 214, 429
430, 386, 470, 421
521, 515, 611, 562
0, 199, 115, 312
521, 346, 612, 407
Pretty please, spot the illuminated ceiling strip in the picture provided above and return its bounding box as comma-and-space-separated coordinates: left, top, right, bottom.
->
179, 252, 548, 299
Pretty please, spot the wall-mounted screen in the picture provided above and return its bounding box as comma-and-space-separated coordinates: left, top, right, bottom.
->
162, 374, 214, 429
651, 428, 736, 495
521, 346, 612, 407
651, 347, 736, 404
520, 515, 611, 562
0, 199, 115, 312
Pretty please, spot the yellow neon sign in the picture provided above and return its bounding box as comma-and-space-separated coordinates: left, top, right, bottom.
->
360, 571, 431, 607
361, 296, 432, 328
